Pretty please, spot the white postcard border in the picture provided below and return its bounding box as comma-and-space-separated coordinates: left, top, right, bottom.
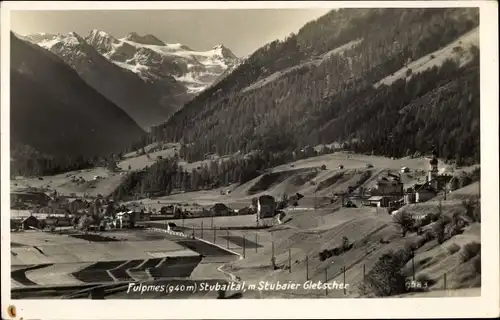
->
1, 1, 498, 319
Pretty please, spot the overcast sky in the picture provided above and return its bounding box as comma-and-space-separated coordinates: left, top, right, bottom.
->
10, 9, 331, 57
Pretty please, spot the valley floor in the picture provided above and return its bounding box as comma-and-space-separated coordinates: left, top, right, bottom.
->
10, 150, 481, 299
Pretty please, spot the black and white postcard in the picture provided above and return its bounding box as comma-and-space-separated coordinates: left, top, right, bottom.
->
1, 1, 498, 319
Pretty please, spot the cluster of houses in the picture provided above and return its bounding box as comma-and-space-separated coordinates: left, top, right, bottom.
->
10, 189, 153, 232
158, 202, 256, 219
339, 152, 453, 211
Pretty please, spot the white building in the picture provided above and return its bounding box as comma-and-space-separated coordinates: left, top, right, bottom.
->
115, 210, 150, 228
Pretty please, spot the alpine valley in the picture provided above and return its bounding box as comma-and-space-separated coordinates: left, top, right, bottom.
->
20, 30, 241, 130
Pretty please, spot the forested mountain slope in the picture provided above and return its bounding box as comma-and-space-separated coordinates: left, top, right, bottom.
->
150, 8, 480, 165
10, 33, 145, 176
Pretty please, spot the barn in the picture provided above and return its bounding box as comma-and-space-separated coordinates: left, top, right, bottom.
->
367, 196, 390, 208
20, 215, 41, 230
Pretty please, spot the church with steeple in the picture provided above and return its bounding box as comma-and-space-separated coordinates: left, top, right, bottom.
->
427, 146, 439, 190
403, 145, 453, 204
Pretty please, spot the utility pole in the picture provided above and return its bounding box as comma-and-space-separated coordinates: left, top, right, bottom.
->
272, 241, 275, 260
243, 235, 246, 258
363, 264, 366, 296
412, 249, 415, 281
226, 230, 229, 249
325, 268, 328, 296
213, 227, 216, 244
306, 256, 309, 280
343, 266, 346, 295
255, 233, 258, 253
201, 221, 204, 239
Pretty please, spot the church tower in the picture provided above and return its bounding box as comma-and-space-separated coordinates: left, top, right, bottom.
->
428, 146, 439, 186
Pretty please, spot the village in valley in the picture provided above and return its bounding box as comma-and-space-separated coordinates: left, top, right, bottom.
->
7, 6, 484, 302
10, 143, 481, 299
11, 147, 470, 233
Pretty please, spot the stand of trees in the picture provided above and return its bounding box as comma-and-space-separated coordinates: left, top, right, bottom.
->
111, 146, 335, 201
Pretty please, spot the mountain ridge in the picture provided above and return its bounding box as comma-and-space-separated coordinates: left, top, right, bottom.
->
147, 8, 480, 166
10, 32, 145, 175
21, 30, 240, 129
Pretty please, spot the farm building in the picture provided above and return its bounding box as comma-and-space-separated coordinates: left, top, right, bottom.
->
401, 167, 410, 173
403, 192, 416, 204
115, 211, 133, 228
236, 207, 254, 215
68, 199, 89, 213
160, 205, 176, 215
367, 196, 390, 208
372, 177, 404, 196
45, 216, 72, 227
343, 200, 357, 208
20, 215, 42, 230
416, 187, 437, 203
210, 203, 233, 216
257, 195, 277, 219
289, 192, 305, 203
124, 202, 146, 213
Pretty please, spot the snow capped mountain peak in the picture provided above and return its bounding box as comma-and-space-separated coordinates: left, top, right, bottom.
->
124, 32, 166, 46
66, 32, 86, 43
212, 44, 237, 60
89, 29, 111, 37
85, 29, 119, 53
23, 28, 241, 96
87, 29, 116, 42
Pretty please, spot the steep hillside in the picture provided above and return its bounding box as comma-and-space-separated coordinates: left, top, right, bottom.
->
10, 33, 145, 176
151, 8, 479, 166
23, 30, 240, 129
22, 32, 185, 129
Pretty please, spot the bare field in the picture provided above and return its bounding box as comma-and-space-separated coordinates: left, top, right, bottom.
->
11, 230, 197, 266
211, 187, 482, 298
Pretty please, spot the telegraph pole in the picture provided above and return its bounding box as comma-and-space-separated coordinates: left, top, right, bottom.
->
412, 249, 416, 281
363, 264, 366, 296
243, 235, 246, 258
272, 241, 275, 260
343, 266, 346, 295
306, 256, 309, 280
255, 233, 258, 253
325, 268, 328, 296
